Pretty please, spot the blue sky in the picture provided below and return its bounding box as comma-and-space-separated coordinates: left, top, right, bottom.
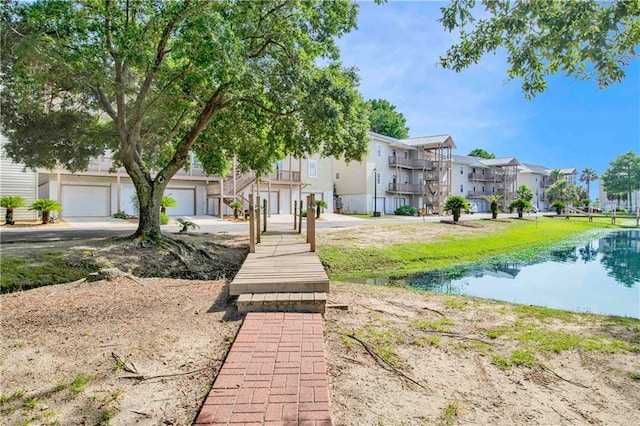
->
336, 1, 640, 198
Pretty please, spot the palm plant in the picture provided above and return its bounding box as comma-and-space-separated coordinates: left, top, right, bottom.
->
229, 200, 243, 219
29, 199, 62, 224
444, 195, 470, 222
160, 196, 177, 214
0, 195, 27, 225
516, 185, 533, 202
314, 200, 328, 219
549, 169, 563, 184
509, 198, 532, 219
483, 194, 502, 219
579, 168, 598, 204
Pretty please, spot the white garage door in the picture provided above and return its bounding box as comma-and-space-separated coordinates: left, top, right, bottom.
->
165, 188, 195, 215
259, 191, 279, 214
61, 185, 109, 217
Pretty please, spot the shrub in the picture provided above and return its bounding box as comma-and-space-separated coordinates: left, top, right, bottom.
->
160, 196, 177, 214
113, 210, 134, 219
176, 218, 199, 232
395, 205, 416, 216
444, 196, 470, 222
160, 212, 169, 225
614, 207, 628, 213
0, 195, 27, 225
29, 199, 62, 224
551, 201, 565, 215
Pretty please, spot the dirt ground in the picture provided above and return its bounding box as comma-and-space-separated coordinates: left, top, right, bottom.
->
2, 228, 639, 426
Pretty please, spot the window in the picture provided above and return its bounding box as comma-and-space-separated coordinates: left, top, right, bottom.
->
473, 186, 476, 191
482, 169, 485, 175
376, 144, 381, 157
404, 151, 408, 159
403, 175, 409, 185
335, 172, 341, 180
472, 168, 476, 173
392, 174, 397, 184
460, 185, 464, 193
392, 149, 397, 157
376, 172, 381, 184
460, 167, 464, 175
418, 173, 423, 184
308, 160, 317, 178
276, 160, 284, 170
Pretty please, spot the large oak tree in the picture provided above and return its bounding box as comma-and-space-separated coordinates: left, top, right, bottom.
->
439, 0, 640, 98
601, 152, 640, 210
1, 0, 370, 238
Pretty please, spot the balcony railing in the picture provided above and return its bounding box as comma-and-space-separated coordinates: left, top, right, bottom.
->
268, 170, 301, 182
388, 156, 435, 170
388, 183, 423, 193
467, 191, 494, 198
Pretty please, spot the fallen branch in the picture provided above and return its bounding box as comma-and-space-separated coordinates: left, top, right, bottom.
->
111, 352, 138, 374
420, 330, 494, 345
385, 300, 445, 317
121, 366, 211, 381
346, 334, 426, 390
541, 365, 588, 389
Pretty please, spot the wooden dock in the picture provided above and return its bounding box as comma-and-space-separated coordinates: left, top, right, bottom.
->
229, 228, 330, 296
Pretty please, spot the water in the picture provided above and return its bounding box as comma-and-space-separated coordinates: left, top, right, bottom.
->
403, 230, 640, 318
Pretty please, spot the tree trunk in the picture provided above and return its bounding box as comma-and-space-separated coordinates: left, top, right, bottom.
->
5, 208, 14, 225
133, 182, 166, 239
42, 210, 50, 224
316, 205, 321, 219
453, 208, 460, 222
517, 207, 523, 218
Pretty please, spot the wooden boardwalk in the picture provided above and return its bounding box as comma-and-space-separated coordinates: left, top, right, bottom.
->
229, 228, 329, 296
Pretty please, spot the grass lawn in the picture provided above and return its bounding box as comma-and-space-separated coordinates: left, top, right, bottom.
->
318, 217, 626, 280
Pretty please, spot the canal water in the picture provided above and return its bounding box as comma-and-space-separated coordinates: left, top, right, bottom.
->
402, 230, 640, 318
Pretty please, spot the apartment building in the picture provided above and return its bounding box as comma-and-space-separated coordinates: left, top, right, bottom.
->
36, 151, 332, 218
0, 135, 38, 221
450, 155, 520, 211
333, 132, 454, 215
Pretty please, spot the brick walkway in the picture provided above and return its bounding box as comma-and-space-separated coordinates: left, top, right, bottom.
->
195, 312, 331, 425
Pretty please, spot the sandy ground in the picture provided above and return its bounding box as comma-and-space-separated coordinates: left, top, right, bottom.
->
2, 226, 639, 425
2, 277, 638, 425
324, 282, 640, 426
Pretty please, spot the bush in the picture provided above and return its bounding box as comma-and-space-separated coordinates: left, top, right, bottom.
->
551, 201, 565, 215
395, 205, 416, 216
113, 210, 134, 219
160, 212, 169, 225
614, 207, 628, 213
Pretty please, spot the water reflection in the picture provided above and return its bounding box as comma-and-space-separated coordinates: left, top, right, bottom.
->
403, 231, 639, 317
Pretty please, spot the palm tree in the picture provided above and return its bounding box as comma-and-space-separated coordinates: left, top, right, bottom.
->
516, 185, 533, 202
314, 200, 328, 219
549, 169, 563, 184
29, 199, 62, 224
160, 196, 177, 214
0, 195, 27, 225
444, 195, 470, 222
229, 200, 243, 219
579, 168, 598, 204
509, 198, 532, 219
483, 194, 502, 219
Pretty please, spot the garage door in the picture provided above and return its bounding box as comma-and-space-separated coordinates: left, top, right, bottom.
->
61, 185, 109, 217
165, 188, 195, 215
259, 191, 279, 214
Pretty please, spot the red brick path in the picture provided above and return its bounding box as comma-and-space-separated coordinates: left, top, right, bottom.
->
195, 312, 331, 425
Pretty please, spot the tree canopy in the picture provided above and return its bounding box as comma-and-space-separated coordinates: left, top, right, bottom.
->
365, 98, 409, 139
1, 0, 370, 237
601, 152, 640, 209
439, 0, 640, 98
468, 148, 495, 159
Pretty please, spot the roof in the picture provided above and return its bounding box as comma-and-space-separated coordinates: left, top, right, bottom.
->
558, 168, 577, 175
520, 162, 550, 175
401, 134, 456, 149
452, 154, 488, 167
480, 157, 521, 167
